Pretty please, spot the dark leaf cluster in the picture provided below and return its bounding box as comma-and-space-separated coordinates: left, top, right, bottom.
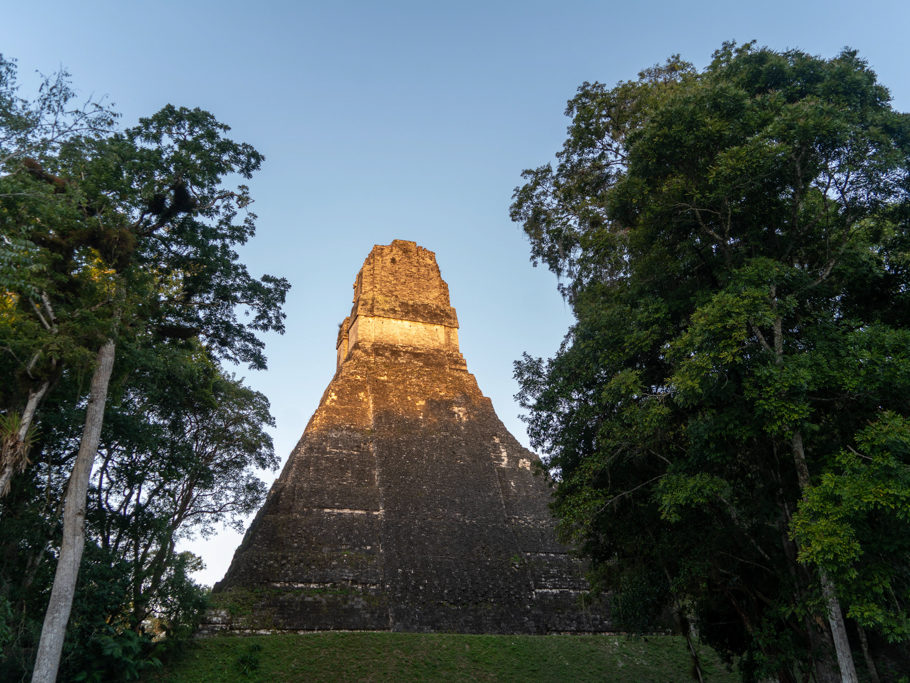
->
512, 42, 910, 681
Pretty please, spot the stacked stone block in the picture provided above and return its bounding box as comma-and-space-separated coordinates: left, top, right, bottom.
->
211, 240, 609, 633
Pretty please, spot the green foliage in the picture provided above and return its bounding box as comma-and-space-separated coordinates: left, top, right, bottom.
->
792, 413, 910, 642
512, 41, 910, 679
0, 55, 285, 681
71, 626, 159, 683
234, 642, 262, 677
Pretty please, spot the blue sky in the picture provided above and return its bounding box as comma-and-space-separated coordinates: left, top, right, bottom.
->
4, 1, 908, 585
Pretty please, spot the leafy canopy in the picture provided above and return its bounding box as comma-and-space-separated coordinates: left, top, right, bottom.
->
0, 54, 287, 680
512, 42, 910, 679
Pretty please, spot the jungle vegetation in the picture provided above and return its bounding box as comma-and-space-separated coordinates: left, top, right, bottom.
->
0, 55, 287, 681
512, 42, 910, 682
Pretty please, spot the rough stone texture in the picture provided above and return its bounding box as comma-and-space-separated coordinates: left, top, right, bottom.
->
211, 240, 609, 633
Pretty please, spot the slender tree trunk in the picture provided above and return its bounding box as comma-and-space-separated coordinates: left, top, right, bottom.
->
791, 431, 858, 683
0, 454, 20, 498
680, 615, 704, 683
0, 380, 50, 497
856, 624, 880, 683
818, 570, 858, 683
18, 382, 48, 440
772, 304, 858, 682
2, 292, 58, 500
31, 339, 116, 683
660, 565, 704, 682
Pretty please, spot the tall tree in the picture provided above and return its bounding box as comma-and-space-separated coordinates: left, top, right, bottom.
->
0, 56, 289, 681
511, 43, 910, 681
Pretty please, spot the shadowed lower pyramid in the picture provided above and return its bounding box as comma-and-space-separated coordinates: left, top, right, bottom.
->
210, 240, 609, 633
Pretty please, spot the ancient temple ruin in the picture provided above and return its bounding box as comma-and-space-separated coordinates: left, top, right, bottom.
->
211, 240, 608, 633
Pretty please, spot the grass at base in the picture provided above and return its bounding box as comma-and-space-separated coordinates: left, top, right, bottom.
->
155, 632, 737, 682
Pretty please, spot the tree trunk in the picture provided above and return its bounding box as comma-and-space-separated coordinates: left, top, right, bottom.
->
17, 381, 47, 442
681, 616, 704, 683
0, 380, 49, 498
856, 624, 880, 683
31, 339, 116, 683
661, 565, 705, 683
2, 292, 59, 499
818, 570, 858, 683
773, 307, 857, 682
791, 431, 858, 683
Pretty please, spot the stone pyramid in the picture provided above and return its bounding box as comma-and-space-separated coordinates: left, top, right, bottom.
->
211, 240, 608, 633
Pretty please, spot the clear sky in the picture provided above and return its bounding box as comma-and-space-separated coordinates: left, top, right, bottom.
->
3, 1, 908, 586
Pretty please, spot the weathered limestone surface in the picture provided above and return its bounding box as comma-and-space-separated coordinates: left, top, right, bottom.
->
211, 240, 609, 633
